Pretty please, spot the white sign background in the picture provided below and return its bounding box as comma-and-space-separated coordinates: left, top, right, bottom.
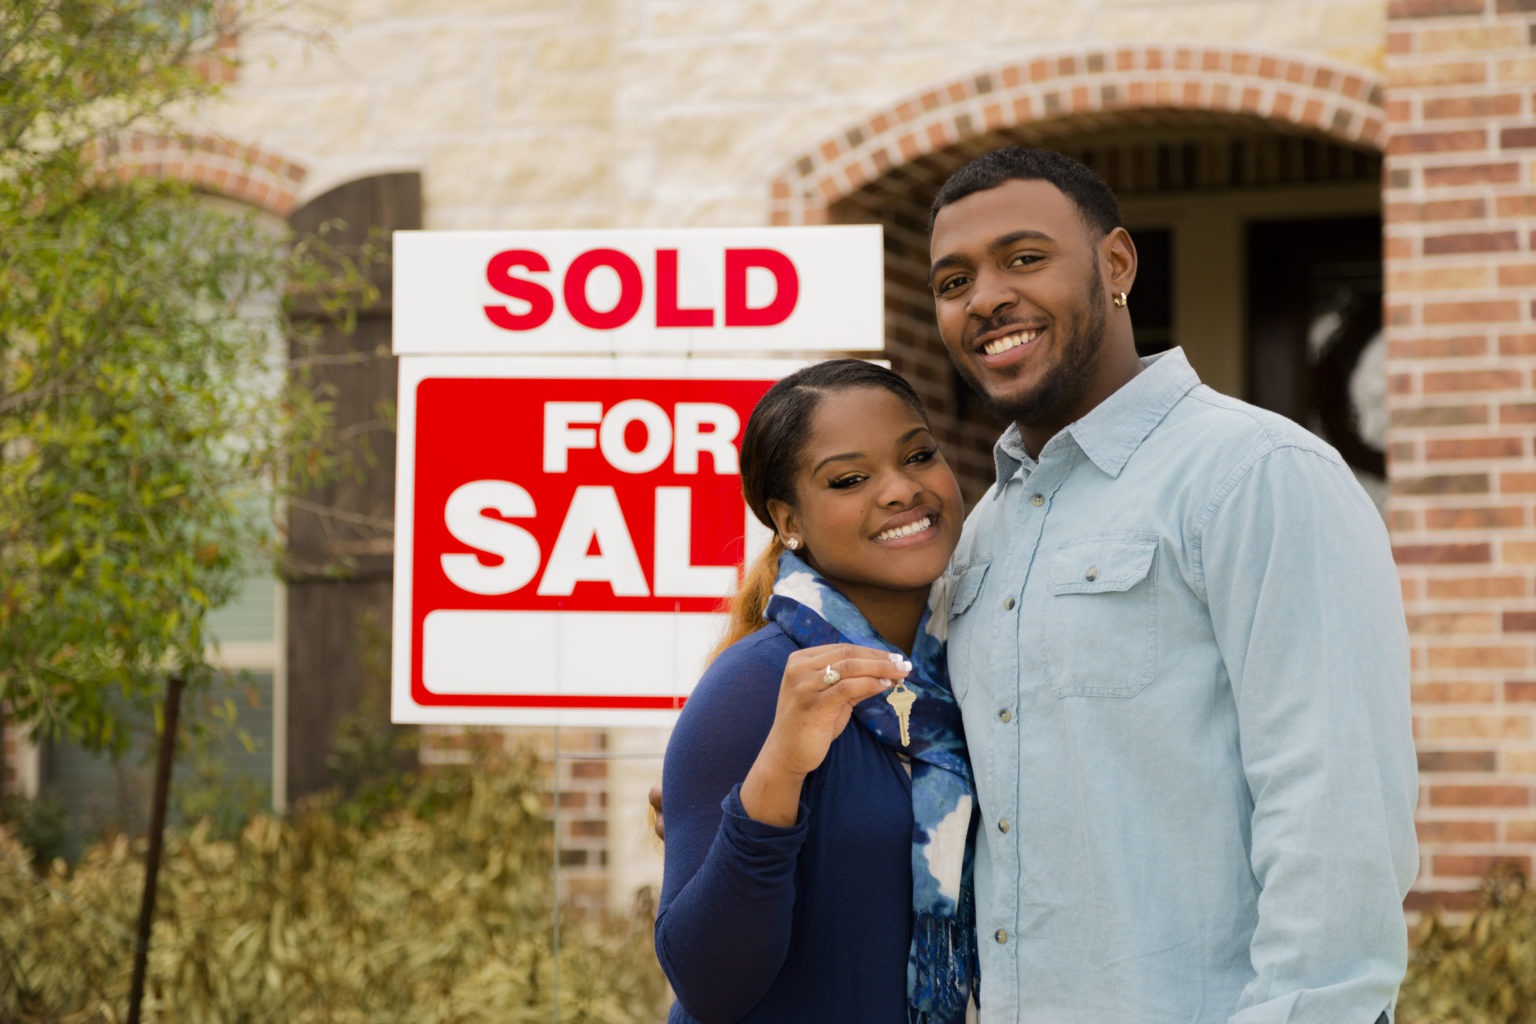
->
392, 226, 885, 356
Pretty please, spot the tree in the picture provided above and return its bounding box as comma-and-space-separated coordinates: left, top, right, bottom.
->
0, 0, 373, 759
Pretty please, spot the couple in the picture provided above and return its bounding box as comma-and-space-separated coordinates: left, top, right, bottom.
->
652, 147, 1419, 1024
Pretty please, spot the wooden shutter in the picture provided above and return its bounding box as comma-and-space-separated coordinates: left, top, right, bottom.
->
284, 172, 421, 802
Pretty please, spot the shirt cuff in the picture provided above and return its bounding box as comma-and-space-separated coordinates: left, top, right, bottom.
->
720, 783, 810, 843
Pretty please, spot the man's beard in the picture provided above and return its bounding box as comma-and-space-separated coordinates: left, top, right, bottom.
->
951, 270, 1108, 430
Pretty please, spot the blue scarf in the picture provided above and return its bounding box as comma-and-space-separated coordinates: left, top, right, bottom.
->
765, 551, 978, 1024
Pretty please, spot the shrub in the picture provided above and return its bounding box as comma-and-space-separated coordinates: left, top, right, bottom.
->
1398, 865, 1536, 1024
0, 749, 670, 1023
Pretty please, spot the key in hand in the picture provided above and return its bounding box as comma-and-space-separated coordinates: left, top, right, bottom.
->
886, 682, 917, 747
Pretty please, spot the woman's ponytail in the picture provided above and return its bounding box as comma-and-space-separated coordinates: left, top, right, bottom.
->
707, 536, 784, 663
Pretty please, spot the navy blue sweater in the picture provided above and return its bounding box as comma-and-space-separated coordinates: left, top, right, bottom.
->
654, 624, 916, 1023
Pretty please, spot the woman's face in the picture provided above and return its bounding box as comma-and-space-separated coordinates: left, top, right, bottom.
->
769, 386, 963, 609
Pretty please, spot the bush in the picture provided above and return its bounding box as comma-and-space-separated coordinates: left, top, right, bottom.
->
0, 748, 670, 1023
1398, 865, 1536, 1024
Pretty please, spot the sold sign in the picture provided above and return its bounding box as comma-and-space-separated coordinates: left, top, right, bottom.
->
393, 227, 883, 356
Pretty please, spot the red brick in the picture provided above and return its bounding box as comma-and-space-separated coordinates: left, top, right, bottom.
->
1388, 0, 1486, 13
1388, 60, 1487, 88
1423, 301, 1523, 325
1423, 230, 1520, 255
1423, 94, 1524, 119
1501, 333, 1536, 355
1425, 436, 1526, 459
1502, 126, 1536, 149
1502, 471, 1536, 492
1429, 784, 1531, 807
1393, 542, 1493, 563
1497, 264, 1536, 288
1426, 505, 1526, 529
1390, 129, 1489, 155
1416, 819, 1498, 842
1423, 369, 1524, 392
1427, 645, 1531, 669
1390, 265, 1490, 291
1433, 854, 1533, 877
1501, 403, 1536, 425
1413, 681, 1498, 703
1404, 889, 1482, 914
1393, 472, 1490, 495
1496, 195, 1536, 216
1419, 750, 1499, 772
1424, 161, 1521, 186
1385, 234, 1416, 259
1408, 610, 1499, 633
1425, 574, 1526, 599
1505, 611, 1536, 632
1393, 402, 1490, 427
1425, 714, 1533, 740
1509, 819, 1536, 842
1507, 681, 1536, 701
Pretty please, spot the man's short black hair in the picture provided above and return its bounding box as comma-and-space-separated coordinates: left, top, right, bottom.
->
929, 147, 1123, 237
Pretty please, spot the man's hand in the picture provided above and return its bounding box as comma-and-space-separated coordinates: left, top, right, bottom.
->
648, 782, 665, 841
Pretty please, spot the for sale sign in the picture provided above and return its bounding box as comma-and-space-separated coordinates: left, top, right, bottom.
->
391, 225, 883, 726
392, 357, 804, 725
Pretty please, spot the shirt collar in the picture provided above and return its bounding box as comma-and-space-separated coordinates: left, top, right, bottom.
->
991, 347, 1201, 488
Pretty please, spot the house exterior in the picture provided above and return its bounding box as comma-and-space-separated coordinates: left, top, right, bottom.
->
6, 0, 1533, 915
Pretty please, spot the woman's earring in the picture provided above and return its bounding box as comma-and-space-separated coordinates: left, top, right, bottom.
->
1113, 291, 1128, 308
784, 537, 801, 550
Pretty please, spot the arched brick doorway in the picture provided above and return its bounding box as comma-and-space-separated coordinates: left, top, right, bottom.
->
770, 45, 1387, 500
95, 132, 308, 216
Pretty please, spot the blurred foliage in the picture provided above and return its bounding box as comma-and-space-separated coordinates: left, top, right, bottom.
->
0, 0, 377, 755
0, 792, 69, 868
1398, 865, 1536, 1024
0, 751, 672, 1023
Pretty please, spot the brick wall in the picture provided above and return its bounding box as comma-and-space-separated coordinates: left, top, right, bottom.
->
1384, 0, 1536, 911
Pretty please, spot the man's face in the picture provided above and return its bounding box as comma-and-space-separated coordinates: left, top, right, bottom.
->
928, 178, 1120, 446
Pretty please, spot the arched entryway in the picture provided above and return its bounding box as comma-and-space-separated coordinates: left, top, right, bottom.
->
771, 45, 1387, 504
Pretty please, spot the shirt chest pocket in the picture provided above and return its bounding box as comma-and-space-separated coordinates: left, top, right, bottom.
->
935, 561, 989, 700
1039, 535, 1160, 699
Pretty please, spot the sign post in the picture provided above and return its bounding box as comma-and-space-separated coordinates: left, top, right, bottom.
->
391, 227, 883, 726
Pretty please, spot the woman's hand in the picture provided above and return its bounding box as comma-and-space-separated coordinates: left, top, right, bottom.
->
739, 644, 909, 826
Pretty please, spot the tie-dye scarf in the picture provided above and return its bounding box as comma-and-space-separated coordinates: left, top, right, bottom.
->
765, 550, 978, 1024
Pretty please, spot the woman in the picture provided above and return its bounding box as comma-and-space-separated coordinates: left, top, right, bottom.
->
653, 360, 977, 1024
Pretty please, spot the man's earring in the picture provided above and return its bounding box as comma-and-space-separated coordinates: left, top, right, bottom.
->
784, 537, 801, 550
1113, 291, 1128, 308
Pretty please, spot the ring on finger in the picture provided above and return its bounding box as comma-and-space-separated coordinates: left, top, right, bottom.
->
821, 664, 841, 687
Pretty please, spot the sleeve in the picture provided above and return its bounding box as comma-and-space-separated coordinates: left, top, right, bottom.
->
653, 633, 809, 1024
1194, 444, 1419, 1024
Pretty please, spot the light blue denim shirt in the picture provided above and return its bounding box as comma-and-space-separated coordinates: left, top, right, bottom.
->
944, 348, 1418, 1024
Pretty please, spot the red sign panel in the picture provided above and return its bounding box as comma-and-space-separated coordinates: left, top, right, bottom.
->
401, 371, 777, 716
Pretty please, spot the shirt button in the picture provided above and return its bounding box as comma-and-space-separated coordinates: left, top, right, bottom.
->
1085, 566, 1098, 581
998, 818, 1010, 833
1030, 494, 1044, 507
998, 709, 1012, 723
995, 929, 1008, 944
1002, 597, 1015, 610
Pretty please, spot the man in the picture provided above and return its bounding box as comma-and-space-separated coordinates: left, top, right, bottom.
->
650, 146, 1417, 1022
928, 147, 1417, 1023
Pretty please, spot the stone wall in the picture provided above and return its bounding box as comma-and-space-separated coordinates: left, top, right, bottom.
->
207, 0, 1386, 226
